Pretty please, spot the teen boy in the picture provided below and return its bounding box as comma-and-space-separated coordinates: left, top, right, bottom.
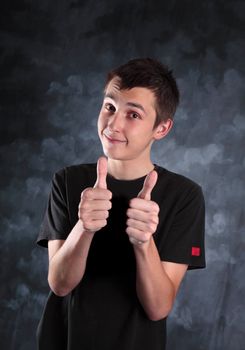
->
37, 58, 205, 350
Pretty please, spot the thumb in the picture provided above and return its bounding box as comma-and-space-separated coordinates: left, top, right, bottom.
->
94, 157, 108, 189
137, 170, 158, 200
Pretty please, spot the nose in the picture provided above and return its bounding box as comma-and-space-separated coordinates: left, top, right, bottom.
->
108, 112, 124, 132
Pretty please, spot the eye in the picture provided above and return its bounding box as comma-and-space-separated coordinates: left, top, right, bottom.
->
129, 112, 141, 120
104, 103, 116, 113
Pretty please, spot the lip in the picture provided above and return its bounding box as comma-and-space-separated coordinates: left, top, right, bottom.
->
103, 133, 127, 144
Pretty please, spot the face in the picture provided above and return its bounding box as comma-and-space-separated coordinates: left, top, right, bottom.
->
97, 77, 172, 162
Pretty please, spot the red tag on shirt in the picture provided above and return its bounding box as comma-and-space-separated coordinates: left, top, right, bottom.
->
192, 247, 200, 256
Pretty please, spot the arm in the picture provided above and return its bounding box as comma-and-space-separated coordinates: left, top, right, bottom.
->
48, 157, 111, 296
126, 170, 188, 320
133, 238, 188, 320
47, 221, 94, 297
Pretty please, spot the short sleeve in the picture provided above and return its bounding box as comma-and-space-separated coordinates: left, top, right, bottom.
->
159, 185, 206, 270
37, 169, 72, 248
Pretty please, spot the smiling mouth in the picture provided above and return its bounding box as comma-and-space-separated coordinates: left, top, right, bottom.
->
103, 133, 127, 143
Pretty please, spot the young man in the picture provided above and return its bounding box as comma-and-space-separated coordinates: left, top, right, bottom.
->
37, 58, 205, 350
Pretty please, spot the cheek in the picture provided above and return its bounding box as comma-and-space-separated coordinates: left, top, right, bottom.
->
128, 123, 153, 137
97, 114, 104, 130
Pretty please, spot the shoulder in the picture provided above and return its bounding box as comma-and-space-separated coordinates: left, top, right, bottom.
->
155, 164, 202, 190
52, 163, 97, 189
154, 164, 204, 204
56, 163, 96, 176
55, 163, 96, 179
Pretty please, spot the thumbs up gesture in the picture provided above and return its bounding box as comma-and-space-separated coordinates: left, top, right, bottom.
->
126, 170, 160, 246
78, 157, 112, 233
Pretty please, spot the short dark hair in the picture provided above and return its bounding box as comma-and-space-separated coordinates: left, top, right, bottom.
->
104, 58, 179, 127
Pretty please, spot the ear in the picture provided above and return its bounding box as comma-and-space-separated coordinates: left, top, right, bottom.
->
153, 118, 173, 140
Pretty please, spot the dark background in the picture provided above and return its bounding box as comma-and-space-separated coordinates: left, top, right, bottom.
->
0, 1, 244, 349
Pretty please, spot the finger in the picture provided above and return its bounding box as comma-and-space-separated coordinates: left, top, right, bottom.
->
128, 198, 159, 213
81, 188, 112, 201
87, 210, 110, 220
127, 218, 157, 233
127, 208, 159, 224
137, 170, 158, 200
79, 199, 112, 211
94, 157, 108, 189
126, 227, 149, 242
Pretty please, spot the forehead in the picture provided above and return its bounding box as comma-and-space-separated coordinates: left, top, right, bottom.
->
104, 77, 156, 112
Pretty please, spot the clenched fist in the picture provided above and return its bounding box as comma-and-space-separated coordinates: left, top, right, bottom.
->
78, 157, 112, 233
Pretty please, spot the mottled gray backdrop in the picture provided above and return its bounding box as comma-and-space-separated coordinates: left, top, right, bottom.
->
0, 1, 244, 349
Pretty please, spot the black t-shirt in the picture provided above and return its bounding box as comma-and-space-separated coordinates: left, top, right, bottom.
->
36, 164, 205, 350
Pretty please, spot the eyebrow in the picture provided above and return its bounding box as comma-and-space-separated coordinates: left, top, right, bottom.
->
104, 93, 146, 115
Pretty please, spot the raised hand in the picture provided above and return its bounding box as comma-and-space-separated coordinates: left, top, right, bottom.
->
126, 170, 159, 246
78, 157, 112, 233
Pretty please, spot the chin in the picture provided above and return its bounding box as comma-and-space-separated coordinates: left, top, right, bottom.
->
102, 148, 123, 160
104, 150, 136, 162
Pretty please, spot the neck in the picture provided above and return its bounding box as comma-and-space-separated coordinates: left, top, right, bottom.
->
107, 158, 154, 180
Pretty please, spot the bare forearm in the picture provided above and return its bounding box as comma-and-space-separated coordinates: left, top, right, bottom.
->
48, 158, 112, 296
134, 237, 175, 321
48, 220, 94, 296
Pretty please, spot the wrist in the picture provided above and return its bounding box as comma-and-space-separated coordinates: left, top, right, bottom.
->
130, 236, 152, 252
129, 236, 147, 246
76, 220, 95, 237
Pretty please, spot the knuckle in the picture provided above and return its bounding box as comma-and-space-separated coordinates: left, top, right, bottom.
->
145, 218, 154, 231
79, 201, 88, 210
129, 198, 136, 208
78, 207, 86, 217
101, 219, 107, 227
150, 214, 157, 223
107, 190, 113, 199
142, 232, 149, 241
153, 203, 160, 213
80, 212, 91, 225
83, 212, 90, 220
78, 208, 83, 218
126, 227, 132, 236
84, 220, 92, 229
126, 218, 132, 227
148, 223, 156, 233
81, 188, 93, 199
